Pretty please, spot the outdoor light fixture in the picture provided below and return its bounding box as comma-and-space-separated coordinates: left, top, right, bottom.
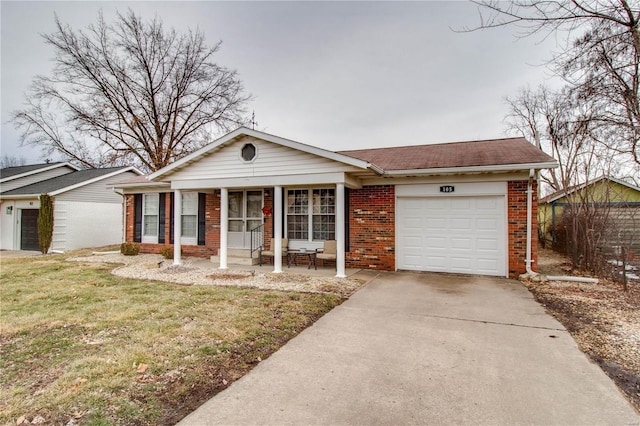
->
6, 206, 13, 215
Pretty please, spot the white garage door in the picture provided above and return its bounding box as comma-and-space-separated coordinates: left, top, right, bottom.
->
396, 196, 506, 276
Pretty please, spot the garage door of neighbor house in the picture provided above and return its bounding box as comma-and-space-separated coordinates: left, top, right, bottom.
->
396, 183, 507, 277
20, 209, 40, 251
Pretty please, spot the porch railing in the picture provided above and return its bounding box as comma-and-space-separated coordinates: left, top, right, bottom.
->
250, 223, 265, 258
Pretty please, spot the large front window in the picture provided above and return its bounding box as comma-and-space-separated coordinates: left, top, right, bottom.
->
286, 188, 335, 241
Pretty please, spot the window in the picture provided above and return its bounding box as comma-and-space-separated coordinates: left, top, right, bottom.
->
286, 188, 335, 241
181, 192, 198, 244
312, 189, 335, 240
142, 193, 159, 242
287, 190, 308, 240
241, 143, 256, 162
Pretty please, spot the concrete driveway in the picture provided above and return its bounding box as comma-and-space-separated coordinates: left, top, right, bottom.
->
179, 271, 639, 425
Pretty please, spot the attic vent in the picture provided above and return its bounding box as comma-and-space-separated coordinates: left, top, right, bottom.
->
241, 143, 257, 162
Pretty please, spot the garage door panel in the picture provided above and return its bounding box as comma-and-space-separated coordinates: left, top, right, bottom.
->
450, 218, 472, 231
426, 236, 446, 249
397, 196, 506, 276
477, 238, 498, 250
451, 237, 472, 249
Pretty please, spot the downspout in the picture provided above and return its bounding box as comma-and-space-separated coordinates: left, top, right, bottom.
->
525, 169, 598, 284
525, 169, 536, 275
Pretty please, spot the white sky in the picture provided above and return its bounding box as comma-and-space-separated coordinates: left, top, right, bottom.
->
1, 1, 562, 163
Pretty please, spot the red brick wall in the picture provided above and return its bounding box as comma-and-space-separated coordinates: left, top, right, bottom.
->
345, 185, 395, 270
508, 180, 538, 278
125, 192, 219, 257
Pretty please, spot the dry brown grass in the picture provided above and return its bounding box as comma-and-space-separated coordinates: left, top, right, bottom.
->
0, 253, 343, 425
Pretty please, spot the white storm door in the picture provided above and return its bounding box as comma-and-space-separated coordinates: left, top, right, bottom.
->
228, 190, 263, 248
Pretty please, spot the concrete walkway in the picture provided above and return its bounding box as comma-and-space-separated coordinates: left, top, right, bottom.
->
179, 271, 639, 425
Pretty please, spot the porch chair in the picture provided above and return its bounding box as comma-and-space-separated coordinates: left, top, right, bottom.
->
316, 240, 337, 268
259, 238, 288, 266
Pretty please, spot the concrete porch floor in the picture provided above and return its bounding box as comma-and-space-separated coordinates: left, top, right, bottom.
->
185, 257, 363, 278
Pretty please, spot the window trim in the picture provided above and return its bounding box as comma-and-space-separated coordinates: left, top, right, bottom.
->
285, 187, 335, 242
180, 192, 198, 246
240, 142, 258, 163
141, 193, 160, 244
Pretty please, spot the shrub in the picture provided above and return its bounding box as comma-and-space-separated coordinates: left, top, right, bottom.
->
120, 242, 140, 256
159, 245, 181, 259
37, 194, 54, 254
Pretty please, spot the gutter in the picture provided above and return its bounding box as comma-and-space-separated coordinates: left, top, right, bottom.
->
383, 161, 559, 177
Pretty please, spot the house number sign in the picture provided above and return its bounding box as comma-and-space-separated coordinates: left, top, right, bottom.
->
439, 185, 455, 193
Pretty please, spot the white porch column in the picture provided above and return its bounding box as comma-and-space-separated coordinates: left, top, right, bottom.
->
173, 189, 182, 265
336, 183, 346, 277
273, 186, 283, 273
219, 188, 228, 270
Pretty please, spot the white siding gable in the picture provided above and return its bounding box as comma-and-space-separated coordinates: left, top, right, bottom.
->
165, 136, 363, 181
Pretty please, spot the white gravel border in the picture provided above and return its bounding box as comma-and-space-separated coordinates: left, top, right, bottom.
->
69, 253, 365, 297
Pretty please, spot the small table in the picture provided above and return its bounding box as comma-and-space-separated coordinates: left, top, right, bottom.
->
287, 250, 317, 270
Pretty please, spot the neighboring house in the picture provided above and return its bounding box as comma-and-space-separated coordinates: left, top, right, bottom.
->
0, 166, 142, 252
115, 127, 556, 278
539, 176, 640, 259
0, 162, 79, 192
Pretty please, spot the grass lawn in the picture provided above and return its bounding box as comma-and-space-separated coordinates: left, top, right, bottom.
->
0, 253, 343, 425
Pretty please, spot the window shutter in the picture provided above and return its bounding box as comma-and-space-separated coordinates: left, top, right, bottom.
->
158, 193, 166, 244
197, 193, 206, 246
134, 194, 142, 243
169, 193, 174, 244
344, 188, 350, 252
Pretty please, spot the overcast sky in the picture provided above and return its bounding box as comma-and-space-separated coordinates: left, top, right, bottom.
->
1, 1, 562, 164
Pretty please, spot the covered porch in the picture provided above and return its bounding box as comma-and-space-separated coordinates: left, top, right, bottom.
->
170, 175, 358, 278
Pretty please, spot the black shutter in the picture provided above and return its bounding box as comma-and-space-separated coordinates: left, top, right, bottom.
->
169, 192, 175, 244
198, 193, 206, 246
133, 194, 142, 242
344, 188, 350, 252
158, 193, 166, 244
281, 188, 286, 237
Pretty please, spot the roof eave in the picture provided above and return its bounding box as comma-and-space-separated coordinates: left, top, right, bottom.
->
0, 162, 79, 183
0, 194, 40, 200
382, 161, 559, 177
49, 167, 144, 196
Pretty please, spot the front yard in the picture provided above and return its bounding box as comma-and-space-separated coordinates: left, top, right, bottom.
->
0, 253, 346, 425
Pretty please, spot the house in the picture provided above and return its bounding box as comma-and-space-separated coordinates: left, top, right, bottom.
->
0, 165, 142, 252
539, 176, 640, 259
114, 127, 556, 278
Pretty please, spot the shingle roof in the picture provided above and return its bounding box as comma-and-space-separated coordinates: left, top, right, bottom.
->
338, 137, 555, 170
0, 162, 65, 180
0, 167, 128, 196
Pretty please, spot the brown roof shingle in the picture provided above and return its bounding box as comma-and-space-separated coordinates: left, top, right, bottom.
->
338, 137, 555, 171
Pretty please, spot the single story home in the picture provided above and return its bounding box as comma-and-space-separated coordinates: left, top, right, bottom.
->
539, 176, 640, 259
0, 165, 141, 252
115, 127, 556, 278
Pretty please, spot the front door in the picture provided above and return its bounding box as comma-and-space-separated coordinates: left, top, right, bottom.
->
20, 209, 40, 251
228, 190, 263, 248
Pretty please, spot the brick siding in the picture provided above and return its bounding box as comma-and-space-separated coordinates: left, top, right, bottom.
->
508, 180, 538, 278
345, 185, 395, 270
125, 192, 219, 257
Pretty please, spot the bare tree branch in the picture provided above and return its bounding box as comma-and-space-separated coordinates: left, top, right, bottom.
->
11, 9, 250, 172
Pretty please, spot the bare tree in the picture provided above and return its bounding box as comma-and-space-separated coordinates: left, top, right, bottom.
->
12, 10, 250, 172
505, 85, 620, 193
0, 155, 28, 169
468, 0, 640, 166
